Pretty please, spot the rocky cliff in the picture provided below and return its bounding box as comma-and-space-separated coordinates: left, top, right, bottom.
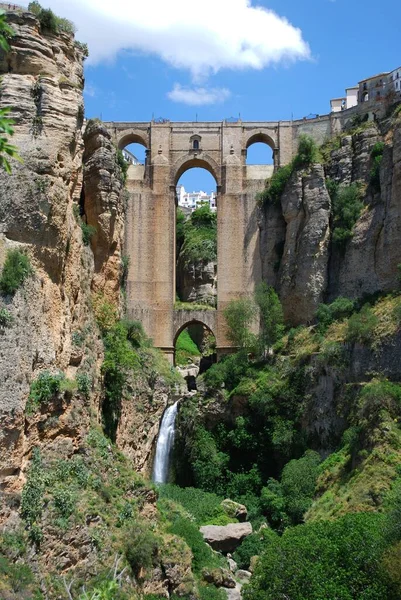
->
260, 115, 401, 324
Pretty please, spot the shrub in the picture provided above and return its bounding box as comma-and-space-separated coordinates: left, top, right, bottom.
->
292, 134, 321, 169
370, 141, 385, 192
233, 532, 265, 570
260, 450, 321, 527
0, 249, 33, 295
0, 306, 12, 327
257, 164, 292, 207
316, 296, 355, 332
53, 486, 76, 519
124, 522, 159, 577
357, 379, 401, 427
346, 304, 378, 344
76, 372, 92, 398
331, 183, 363, 247
243, 513, 395, 600
38, 8, 57, 32
75, 40, 89, 58
81, 221, 97, 245
254, 282, 284, 353
117, 149, 129, 184
159, 485, 228, 526
223, 297, 257, 349
20, 448, 46, 544
168, 515, 220, 574
28, 370, 66, 413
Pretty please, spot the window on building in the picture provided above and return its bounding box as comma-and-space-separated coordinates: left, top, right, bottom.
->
363, 92, 369, 102
193, 139, 199, 150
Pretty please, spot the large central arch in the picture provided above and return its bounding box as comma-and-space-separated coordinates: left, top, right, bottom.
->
173, 154, 221, 188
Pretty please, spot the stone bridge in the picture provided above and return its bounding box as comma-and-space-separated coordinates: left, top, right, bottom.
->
103, 117, 340, 362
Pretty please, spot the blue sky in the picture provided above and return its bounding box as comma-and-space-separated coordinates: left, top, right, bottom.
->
23, 0, 400, 190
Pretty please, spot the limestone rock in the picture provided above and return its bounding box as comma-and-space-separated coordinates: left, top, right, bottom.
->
202, 567, 236, 588
199, 522, 252, 553
227, 556, 238, 573
236, 570, 252, 583
177, 257, 217, 306
279, 165, 331, 324
221, 499, 248, 522
224, 584, 243, 600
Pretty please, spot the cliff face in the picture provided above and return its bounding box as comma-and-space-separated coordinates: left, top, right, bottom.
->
260, 117, 401, 323
0, 12, 125, 495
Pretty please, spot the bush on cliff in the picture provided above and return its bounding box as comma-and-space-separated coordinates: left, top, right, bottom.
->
257, 135, 320, 208
243, 513, 397, 600
0, 249, 33, 295
316, 296, 356, 332
331, 183, 364, 247
346, 303, 378, 344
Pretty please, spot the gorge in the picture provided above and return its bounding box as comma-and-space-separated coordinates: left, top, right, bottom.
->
1, 4, 401, 600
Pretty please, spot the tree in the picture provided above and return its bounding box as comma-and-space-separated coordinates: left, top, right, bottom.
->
0, 11, 20, 173
254, 282, 284, 354
223, 297, 257, 349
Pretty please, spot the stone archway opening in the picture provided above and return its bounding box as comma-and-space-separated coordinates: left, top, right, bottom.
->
246, 133, 275, 165
174, 321, 217, 389
118, 133, 148, 180
175, 166, 217, 310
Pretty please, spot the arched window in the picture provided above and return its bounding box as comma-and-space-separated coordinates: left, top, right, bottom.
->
190, 135, 201, 151
363, 92, 369, 102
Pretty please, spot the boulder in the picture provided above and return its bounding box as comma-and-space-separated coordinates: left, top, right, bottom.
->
236, 570, 251, 583
199, 522, 252, 553
224, 584, 242, 600
227, 556, 238, 573
202, 567, 236, 588
221, 499, 247, 522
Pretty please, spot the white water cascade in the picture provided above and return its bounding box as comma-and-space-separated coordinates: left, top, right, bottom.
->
152, 401, 179, 484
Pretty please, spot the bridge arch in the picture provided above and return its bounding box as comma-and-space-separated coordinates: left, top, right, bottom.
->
117, 130, 149, 150
173, 154, 221, 187
245, 131, 276, 152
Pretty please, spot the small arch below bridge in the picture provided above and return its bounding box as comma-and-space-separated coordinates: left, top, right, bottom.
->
173, 310, 217, 380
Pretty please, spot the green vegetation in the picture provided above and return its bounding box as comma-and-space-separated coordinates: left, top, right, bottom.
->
178, 203, 217, 265
0, 12, 21, 174
81, 221, 97, 245
330, 182, 364, 247
346, 303, 379, 344
28, 2, 76, 35
370, 141, 385, 192
316, 295, 355, 333
261, 451, 321, 529
0, 306, 12, 327
27, 370, 75, 414
257, 135, 320, 207
158, 485, 231, 526
175, 329, 201, 366
244, 513, 397, 600
0, 248, 33, 295
116, 149, 129, 184
223, 297, 257, 349
124, 522, 159, 578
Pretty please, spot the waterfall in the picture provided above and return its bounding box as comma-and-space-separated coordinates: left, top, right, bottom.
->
152, 401, 179, 484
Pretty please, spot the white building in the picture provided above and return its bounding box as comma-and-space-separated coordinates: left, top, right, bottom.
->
122, 148, 141, 165
176, 185, 217, 212
330, 86, 358, 113
390, 66, 401, 93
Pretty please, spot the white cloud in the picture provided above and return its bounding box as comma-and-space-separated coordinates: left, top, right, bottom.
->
29, 0, 311, 78
167, 84, 231, 105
